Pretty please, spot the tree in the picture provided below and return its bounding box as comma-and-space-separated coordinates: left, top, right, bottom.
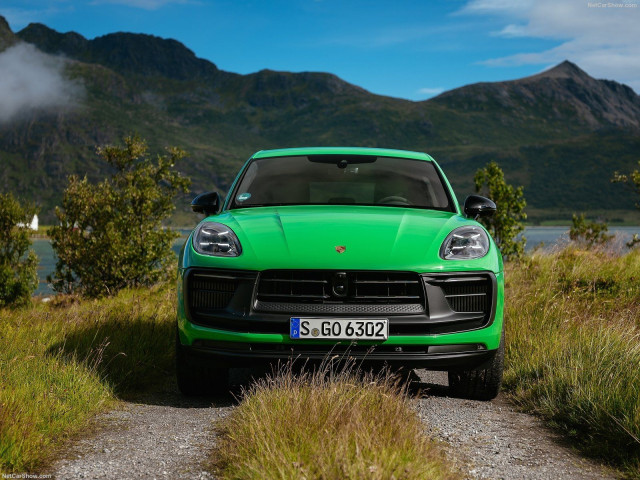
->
474, 161, 527, 260
569, 214, 613, 247
612, 165, 640, 248
48, 135, 191, 297
0, 193, 38, 307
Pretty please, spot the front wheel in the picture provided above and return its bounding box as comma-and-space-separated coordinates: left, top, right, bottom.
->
176, 326, 229, 396
448, 331, 504, 401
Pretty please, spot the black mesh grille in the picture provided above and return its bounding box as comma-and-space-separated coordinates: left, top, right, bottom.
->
256, 270, 424, 308
187, 273, 237, 311
438, 276, 491, 313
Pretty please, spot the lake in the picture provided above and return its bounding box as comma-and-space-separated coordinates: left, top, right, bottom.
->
31, 226, 640, 296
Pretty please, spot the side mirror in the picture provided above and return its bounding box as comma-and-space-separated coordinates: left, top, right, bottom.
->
191, 191, 221, 216
463, 195, 496, 220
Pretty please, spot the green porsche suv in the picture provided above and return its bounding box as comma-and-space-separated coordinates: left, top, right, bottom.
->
176, 147, 504, 400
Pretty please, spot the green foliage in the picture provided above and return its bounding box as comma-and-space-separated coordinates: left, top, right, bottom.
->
613, 162, 640, 249
613, 163, 640, 210
569, 214, 613, 247
0, 193, 38, 307
504, 248, 640, 476
48, 135, 190, 297
0, 284, 174, 472
474, 161, 527, 260
627, 234, 640, 249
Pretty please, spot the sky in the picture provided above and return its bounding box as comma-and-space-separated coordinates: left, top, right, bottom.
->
1, 0, 639, 101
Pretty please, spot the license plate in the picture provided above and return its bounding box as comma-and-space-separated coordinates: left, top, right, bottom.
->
290, 317, 388, 340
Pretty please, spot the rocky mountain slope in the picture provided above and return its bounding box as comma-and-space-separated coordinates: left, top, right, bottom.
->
1, 17, 639, 223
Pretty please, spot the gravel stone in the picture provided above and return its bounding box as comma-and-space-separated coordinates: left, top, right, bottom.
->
51, 369, 619, 479
413, 370, 618, 480
52, 391, 231, 480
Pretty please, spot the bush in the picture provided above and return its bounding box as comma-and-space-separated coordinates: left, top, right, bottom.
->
48, 135, 190, 297
613, 164, 640, 249
214, 362, 456, 480
569, 213, 613, 247
0, 193, 38, 307
474, 161, 527, 260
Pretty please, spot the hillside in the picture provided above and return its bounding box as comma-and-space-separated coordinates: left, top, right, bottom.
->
1, 17, 639, 224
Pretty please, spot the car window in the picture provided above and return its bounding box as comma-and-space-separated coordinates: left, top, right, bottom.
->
229, 155, 454, 211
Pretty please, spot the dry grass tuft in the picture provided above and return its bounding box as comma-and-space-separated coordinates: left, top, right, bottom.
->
213, 360, 457, 480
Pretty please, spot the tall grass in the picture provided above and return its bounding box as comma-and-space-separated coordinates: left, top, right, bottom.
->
504, 246, 640, 476
6, 245, 640, 476
213, 362, 456, 480
0, 284, 175, 473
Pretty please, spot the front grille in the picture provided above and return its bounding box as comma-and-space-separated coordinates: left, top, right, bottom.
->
256, 270, 424, 305
185, 269, 258, 326
426, 275, 492, 313
254, 270, 425, 315
184, 268, 495, 337
188, 274, 237, 310
253, 302, 424, 315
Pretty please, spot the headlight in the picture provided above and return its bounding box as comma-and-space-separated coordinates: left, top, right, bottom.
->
440, 226, 490, 260
192, 222, 242, 257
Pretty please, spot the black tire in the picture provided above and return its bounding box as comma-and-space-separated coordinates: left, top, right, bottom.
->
176, 327, 229, 396
448, 331, 504, 401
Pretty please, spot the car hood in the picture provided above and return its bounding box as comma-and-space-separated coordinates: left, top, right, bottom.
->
184, 205, 501, 272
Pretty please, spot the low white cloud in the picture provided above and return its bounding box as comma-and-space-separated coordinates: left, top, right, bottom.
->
458, 0, 534, 16
459, 0, 640, 91
90, 0, 192, 10
0, 43, 84, 124
418, 87, 445, 96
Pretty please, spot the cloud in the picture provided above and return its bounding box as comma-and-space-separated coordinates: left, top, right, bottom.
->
459, 0, 640, 91
457, 0, 534, 16
417, 87, 445, 96
0, 43, 84, 124
90, 0, 192, 10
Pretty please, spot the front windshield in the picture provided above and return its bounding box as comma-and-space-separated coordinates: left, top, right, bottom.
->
228, 155, 454, 211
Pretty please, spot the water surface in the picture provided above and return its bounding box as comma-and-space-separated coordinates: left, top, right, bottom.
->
32, 227, 639, 296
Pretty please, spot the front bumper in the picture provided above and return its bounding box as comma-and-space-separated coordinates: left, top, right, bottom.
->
177, 268, 504, 370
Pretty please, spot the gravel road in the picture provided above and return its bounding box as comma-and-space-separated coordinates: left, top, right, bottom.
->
52, 392, 231, 480
414, 371, 617, 480
49, 369, 617, 480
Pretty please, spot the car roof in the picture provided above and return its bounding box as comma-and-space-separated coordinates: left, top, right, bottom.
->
252, 147, 434, 161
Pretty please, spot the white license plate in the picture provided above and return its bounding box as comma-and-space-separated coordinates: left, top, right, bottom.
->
290, 317, 388, 340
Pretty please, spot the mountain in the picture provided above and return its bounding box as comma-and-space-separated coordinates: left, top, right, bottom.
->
1, 17, 639, 224
433, 61, 640, 129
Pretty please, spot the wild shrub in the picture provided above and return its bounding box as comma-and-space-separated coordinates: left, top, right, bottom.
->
48, 135, 190, 297
474, 161, 527, 260
0, 193, 38, 307
569, 213, 613, 247
613, 164, 640, 249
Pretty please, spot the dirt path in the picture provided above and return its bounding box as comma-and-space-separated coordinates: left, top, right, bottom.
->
52, 392, 231, 480
414, 371, 617, 480
51, 370, 617, 480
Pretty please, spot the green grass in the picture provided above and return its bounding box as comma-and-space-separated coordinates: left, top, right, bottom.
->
0, 284, 175, 473
504, 246, 640, 477
5, 245, 640, 477
212, 363, 457, 480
